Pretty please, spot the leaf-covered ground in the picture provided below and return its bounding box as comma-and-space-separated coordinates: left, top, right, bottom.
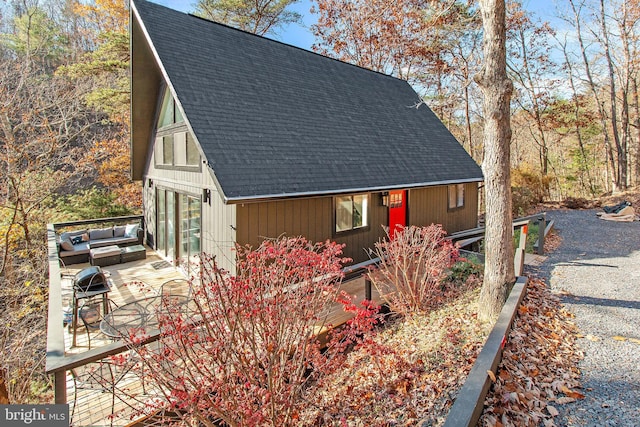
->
302, 281, 492, 426
300, 275, 582, 426
480, 278, 583, 427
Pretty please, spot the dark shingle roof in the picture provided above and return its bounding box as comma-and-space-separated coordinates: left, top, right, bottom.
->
132, 0, 483, 202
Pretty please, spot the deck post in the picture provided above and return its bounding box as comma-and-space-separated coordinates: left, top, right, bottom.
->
536, 213, 546, 255
54, 370, 67, 404
513, 221, 529, 276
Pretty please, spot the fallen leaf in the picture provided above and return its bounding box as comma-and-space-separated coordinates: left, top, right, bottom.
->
585, 334, 600, 342
487, 370, 496, 383
547, 405, 559, 417
561, 385, 585, 399
612, 336, 627, 341
566, 390, 585, 399
629, 338, 640, 344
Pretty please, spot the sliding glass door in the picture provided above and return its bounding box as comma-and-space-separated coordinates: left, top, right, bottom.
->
179, 194, 201, 269
156, 189, 201, 272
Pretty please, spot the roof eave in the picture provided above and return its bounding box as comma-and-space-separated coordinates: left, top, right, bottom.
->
222, 177, 484, 204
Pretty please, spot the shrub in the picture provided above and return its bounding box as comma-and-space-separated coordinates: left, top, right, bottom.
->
511, 165, 551, 216
448, 257, 483, 287
367, 225, 459, 315
123, 237, 379, 427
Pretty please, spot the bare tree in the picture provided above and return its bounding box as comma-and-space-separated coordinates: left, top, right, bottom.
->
195, 0, 301, 36
474, 0, 515, 321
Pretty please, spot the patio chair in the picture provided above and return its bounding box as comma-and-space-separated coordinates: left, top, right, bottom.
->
70, 355, 141, 427
78, 298, 119, 349
158, 278, 191, 298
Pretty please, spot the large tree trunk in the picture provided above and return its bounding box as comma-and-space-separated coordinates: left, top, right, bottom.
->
474, 0, 515, 321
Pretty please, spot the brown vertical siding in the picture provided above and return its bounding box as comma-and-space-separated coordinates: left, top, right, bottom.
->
235, 184, 478, 265
408, 183, 479, 233
235, 194, 388, 265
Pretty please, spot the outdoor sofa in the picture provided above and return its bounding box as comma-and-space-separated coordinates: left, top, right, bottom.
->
58, 223, 143, 265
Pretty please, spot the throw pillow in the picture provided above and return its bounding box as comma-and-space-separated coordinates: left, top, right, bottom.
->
60, 239, 74, 251
81, 233, 89, 242
125, 223, 139, 238
71, 236, 83, 245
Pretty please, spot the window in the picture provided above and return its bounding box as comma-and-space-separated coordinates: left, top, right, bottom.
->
162, 135, 174, 165
157, 132, 200, 167
157, 87, 184, 129
448, 184, 465, 209
336, 194, 368, 232
154, 86, 201, 168
186, 133, 200, 166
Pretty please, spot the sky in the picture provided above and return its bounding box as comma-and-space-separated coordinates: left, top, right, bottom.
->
151, 0, 317, 49
151, 0, 565, 52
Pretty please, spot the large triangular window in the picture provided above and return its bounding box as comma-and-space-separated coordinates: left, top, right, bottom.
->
157, 86, 184, 129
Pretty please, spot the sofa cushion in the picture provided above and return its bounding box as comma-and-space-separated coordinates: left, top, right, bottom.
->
125, 223, 139, 238
89, 227, 114, 240
114, 225, 126, 238
89, 235, 137, 248
60, 242, 90, 256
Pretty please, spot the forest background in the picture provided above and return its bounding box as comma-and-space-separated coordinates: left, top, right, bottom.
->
0, 0, 638, 405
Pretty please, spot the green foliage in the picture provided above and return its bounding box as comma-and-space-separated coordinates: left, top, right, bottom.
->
57, 31, 129, 118
513, 222, 540, 253
447, 257, 483, 286
1, 8, 69, 68
55, 187, 134, 220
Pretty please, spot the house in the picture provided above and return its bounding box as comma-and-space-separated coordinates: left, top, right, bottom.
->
130, 0, 484, 273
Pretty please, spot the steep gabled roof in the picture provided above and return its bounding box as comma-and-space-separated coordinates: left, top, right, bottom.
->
130, 0, 483, 203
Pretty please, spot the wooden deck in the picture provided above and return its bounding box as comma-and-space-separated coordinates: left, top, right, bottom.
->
62, 249, 382, 426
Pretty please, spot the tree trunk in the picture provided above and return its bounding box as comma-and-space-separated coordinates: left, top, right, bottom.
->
560, 37, 597, 196
474, 0, 515, 322
569, 0, 618, 193
632, 76, 640, 185
600, 0, 626, 190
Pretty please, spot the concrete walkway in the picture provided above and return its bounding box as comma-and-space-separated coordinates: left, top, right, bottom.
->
531, 209, 640, 426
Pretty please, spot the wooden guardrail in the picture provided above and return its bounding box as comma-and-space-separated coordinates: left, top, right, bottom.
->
448, 213, 552, 256
438, 276, 529, 427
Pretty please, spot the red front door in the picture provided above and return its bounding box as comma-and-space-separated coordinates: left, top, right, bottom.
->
388, 190, 407, 239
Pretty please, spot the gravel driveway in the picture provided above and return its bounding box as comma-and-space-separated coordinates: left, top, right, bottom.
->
532, 209, 640, 426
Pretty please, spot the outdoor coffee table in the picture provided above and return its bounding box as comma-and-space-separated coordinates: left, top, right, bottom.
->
90, 245, 121, 267
120, 245, 146, 263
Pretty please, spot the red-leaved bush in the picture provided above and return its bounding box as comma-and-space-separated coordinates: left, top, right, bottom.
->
124, 237, 380, 427
368, 224, 459, 315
